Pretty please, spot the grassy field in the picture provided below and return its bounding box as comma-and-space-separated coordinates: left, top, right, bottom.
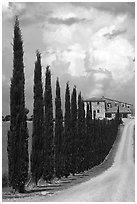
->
2, 122, 33, 174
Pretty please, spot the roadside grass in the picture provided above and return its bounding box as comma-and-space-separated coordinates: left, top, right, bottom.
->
2, 125, 124, 200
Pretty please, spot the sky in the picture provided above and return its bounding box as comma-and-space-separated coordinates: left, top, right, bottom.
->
2, 2, 135, 116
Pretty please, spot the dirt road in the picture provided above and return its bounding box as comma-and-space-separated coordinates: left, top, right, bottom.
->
41, 119, 135, 202
6, 119, 135, 202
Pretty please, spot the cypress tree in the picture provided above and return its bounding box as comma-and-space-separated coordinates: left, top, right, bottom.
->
63, 82, 71, 177
81, 99, 86, 170
55, 78, 64, 179
77, 93, 85, 173
115, 106, 122, 125
43, 66, 54, 182
31, 51, 44, 185
7, 16, 29, 193
70, 86, 78, 175
85, 103, 90, 170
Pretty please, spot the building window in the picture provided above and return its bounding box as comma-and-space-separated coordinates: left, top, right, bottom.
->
127, 105, 130, 108
97, 102, 100, 105
115, 102, 117, 106
107, 103, 112, 108
105, 113, 111, 118
97, 109, 99, 113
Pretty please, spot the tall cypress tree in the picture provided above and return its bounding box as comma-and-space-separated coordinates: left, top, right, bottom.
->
63, 82, 71, 177
77, 93, 85, 173
31, 51, 44, 185
70, 86, 78, 175
55, 78, 64, 179
43, 66, 54, 182
85, 102, 91, 170
115, 106, 121, 125
7, 16, 29, 193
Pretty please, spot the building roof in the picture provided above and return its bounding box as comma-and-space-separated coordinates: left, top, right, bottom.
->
84, 96, 133, 107
101, 96, 133, 106
106, 106, 132, 114
84, 97, 105, 102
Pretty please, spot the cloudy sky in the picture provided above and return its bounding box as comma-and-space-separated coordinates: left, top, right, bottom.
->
2, 2, 135, 116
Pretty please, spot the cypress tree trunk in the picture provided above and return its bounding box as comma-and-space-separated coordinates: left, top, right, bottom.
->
7, 16, 29, 193
63, 82, 71, 177
43, 66, 54, 182
31, 51, 44, 185
70, 86, 78, 175
55, 78, 64, 179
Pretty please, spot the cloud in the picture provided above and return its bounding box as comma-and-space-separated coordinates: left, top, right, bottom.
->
41, 2, 134, 97
41, 6, 134, 100
2, 2, 135, 115
48, 17, 86, 26
104, 29, 126, 39
71, 2, 135, 17
91, 35, 134, 83
3, 2, 52, 26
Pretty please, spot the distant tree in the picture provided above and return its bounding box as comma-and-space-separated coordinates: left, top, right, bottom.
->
43, 66, 54, 182
25, 108, 29, 115
115, 106, 122, 125
5, 115, 11, 121
63, 82, 71, 177
77, 93, 85, 172
2, 116, 5, 121
25, 108, 29, 121
89, 102, 92, 119
31, 51, 44, 185
7, 16, 29, 193
70, 86, 78, 175
28, 115, 33, 121
85, 103, 91, 170
54, 78, 64, 179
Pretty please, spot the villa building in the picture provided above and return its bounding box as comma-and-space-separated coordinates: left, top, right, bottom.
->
84, 96, 133, 119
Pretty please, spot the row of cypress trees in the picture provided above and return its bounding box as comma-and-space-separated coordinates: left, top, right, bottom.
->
30, 52, 120, 182
7, 17, 120, 193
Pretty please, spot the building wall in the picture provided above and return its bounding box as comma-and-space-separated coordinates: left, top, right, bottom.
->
105, 98, 132, 110
127, 114, 132, 118
84, 101, 105, 119
84, 98, 133, 119
92, 101, 105, 119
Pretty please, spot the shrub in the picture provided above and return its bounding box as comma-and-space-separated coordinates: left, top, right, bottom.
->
2, 172, 8, 187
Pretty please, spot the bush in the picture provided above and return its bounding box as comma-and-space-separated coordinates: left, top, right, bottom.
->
2, 172, 8, 187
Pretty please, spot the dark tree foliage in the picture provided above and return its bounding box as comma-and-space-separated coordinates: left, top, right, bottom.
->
31, 51, 44, 185
7, 16, 29, 193
82, 101, 120, 172
77, 93, 86, 173
85, 103, 92, 170
43, 66, 54, 181
70, 86, 78, 175
94, 119, 103, 165
63, 82, 71, 177
54, 78, 64, 179
4, 115, 11, 121
115, 106, 122, 125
